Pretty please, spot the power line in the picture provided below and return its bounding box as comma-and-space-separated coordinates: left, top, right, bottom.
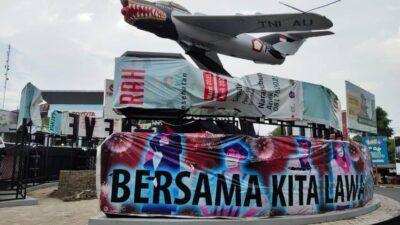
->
3, 44, 11, 109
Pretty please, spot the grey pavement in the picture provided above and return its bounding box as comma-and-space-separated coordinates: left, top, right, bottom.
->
315, 187, 400, 225
315, 193, 400, 225
375, 187, 400, 202
0, 186, 399, 225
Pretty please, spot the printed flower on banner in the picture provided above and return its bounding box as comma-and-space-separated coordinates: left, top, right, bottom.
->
102, 132, 150, 169
251, 137, 275, 161
184, 133, 223, 170
104, 133, 134, 154
251, 136, 296, 186
100, 183, 111, 197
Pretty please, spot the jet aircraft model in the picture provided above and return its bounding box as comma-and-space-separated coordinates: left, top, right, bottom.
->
121, 0, 334, 75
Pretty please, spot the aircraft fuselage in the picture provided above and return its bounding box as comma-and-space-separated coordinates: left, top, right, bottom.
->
121, 0, 285, 66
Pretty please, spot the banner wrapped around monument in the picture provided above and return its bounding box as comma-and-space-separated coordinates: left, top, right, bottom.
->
99, 133, 373, 218
113, 57, 342, 130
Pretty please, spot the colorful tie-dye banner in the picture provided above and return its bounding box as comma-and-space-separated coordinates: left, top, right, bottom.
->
99, 133, 374, 218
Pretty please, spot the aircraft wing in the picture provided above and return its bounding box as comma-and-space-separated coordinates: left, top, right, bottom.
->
179, 42, 231, 76
188, 51, 231, 77
174, 13, 333, 36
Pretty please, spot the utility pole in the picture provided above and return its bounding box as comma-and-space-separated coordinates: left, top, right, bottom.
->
3, 44, 11, 109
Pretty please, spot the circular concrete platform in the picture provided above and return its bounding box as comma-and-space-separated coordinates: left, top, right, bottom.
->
88, 195, 382, 225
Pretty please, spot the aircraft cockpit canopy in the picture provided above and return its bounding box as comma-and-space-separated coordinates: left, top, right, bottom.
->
155, 1, 190, 13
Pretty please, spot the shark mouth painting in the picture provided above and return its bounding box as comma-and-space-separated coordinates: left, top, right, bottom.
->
121, 0, 167, 24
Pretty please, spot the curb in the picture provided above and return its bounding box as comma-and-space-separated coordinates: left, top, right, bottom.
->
0, 196, 38, 208
26, 182, 59, 193
378, 185, 400, 189
88, 196, 381, 225
0, 182, 58, 208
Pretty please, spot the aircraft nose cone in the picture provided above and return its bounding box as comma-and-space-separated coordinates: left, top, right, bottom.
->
121, 7, 129, 16
121, 0, 129, 7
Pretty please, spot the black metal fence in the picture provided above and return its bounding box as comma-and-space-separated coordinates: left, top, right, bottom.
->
0, 144, 26, 201
24, 146, 97, 185
0, 119, 98, 202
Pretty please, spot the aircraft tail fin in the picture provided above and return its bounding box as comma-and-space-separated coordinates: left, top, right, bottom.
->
260, 31, 334, 56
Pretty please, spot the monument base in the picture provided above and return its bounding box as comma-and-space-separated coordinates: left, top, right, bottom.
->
88, 196, 381, 225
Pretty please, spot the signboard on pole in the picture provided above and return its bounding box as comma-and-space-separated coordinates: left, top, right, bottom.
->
0, 109, 17, 132
362, 136, 389, 165
395, 137, 400, 175
345, 81, 377, 134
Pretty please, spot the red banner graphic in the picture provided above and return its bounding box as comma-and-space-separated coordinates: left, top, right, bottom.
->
203, 72, 215, 101
216, 76, 228, 102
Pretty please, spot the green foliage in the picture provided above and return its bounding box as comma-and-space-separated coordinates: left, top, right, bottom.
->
42, 117, 49, 128
374, 106, 395, 163
352, 135, 362, 143
376, 106, 394, 137
388, 138, 395, 164
271, 126, 286, 136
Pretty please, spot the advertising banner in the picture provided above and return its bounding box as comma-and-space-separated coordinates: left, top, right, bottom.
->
345, 81, 377, 134
113, 57, 342, 130
342, 111, 349, 140
303, 82, 342, 130
100, 133, 374, 218
17, 82, 44, 129
49, 111, 63, 134
362, 136, 389, 165
0, 109, 17, 133
395, 137, 400, 175
48, 104, 104, 118
104, 79, 122, 119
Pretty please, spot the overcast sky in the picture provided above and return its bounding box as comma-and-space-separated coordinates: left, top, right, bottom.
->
0, 0, 399, 135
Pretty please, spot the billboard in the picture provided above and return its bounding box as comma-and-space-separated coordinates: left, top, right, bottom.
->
103, 79, 122, 119
0, 110, 17, 133
395, 137, 400, 175
345, 81, 377, 134
100, 133, 374, 218
113, 57, 342, 130
362, 136, 389, 165
48, 104, 104, 118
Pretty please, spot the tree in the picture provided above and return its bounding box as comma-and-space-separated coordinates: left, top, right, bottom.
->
375, 106, 395, 163
352, 135, 362, 143
388, 138, 395, 164
270, 126, 286, 136
376, 106, 394, 137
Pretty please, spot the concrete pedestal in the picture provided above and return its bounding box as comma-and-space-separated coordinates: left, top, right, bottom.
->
88, 196, 381, 225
